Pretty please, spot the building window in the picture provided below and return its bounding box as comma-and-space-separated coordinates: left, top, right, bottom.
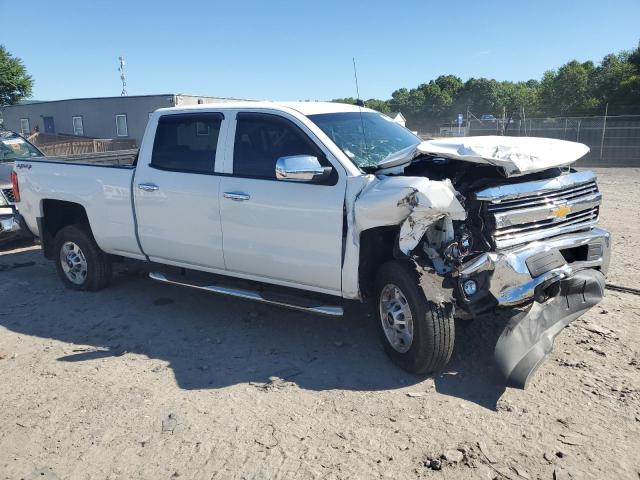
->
20, 118, 30, 136
72, 116, 84, 136
115, 114, 128, 137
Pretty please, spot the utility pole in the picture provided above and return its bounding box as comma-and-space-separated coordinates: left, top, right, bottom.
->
118, 56, 127, 96
466, 105, 470, 137
576, 119, 582, 142
501, 106, 506, 135
599, 102, 608, 161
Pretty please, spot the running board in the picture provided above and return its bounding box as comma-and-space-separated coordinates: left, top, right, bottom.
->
148, 272, 343, 317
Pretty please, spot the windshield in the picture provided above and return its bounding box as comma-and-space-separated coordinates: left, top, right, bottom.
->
0, 131, 44, 162
308, 112, 420, 168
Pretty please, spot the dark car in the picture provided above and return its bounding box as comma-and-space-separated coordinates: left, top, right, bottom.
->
0, 129, 44, 243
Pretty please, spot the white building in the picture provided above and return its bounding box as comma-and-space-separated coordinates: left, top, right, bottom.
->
386, 111, 406, 127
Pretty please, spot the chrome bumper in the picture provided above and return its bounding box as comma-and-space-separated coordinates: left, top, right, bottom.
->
0, 215, 21, 234
457, 227, 611, 310
0, 211, 29, 240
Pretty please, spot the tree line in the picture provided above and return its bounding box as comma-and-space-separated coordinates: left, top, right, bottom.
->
334, 42, 640, 131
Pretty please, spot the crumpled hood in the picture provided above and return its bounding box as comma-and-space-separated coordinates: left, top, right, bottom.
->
416, 136, 590, 177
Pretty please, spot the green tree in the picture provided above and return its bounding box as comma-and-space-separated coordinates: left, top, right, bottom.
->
419, 77, 459, 116
593, 47, 640, 113
628, 42, 640, 72
388, 88, 411, 113
538, 61, 599, 115
620, 43, 640, 112
434, 75, 464, 96
364, 98, 390, 113
497, 80, 540, 118
0, 46, 33, 106
453, 78, 501, 116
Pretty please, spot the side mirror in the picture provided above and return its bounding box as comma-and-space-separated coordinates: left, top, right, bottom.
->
275, 155, 331, 183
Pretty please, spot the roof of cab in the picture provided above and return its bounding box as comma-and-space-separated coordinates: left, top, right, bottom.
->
155, 101, 376, 117
281, 101, 375, 115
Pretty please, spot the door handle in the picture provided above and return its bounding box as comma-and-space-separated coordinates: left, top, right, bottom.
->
223, 192, 250, 201
138, 183, 159, 192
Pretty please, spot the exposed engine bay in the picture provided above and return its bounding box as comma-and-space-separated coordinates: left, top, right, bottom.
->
401, 156, 575, 286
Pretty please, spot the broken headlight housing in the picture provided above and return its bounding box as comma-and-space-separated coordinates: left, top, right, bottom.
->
443, 226, 474, 263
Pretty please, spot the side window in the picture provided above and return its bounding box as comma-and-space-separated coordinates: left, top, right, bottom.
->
151, 113, 223, 174
233, 113, 324, 179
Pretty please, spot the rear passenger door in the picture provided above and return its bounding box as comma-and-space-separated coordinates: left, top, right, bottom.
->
218, 112, 346, 294
134, 112, 227, 269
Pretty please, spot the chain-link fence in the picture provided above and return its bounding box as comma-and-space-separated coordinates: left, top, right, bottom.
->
460, 114, 640, 167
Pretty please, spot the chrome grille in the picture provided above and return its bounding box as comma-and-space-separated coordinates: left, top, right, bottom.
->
475, 171, 601, 249
486, 181, 598, 212
2, 188, 15, 204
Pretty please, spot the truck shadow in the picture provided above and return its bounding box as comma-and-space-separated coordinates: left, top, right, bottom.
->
0, 237, 37, 254
1, 248, 508, 410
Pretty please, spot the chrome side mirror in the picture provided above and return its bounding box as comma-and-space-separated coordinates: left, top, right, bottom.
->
275, 155, 330, 183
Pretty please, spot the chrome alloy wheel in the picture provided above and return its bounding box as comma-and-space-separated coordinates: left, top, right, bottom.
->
60, 241, 88, 285
379, 283, 414, 353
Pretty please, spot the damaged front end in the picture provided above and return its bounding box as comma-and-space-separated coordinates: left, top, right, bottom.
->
351, 157, 610, 389
456, 169, 610, 387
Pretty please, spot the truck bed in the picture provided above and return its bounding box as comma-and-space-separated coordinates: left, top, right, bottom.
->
40, 149, 138, 167
16, 156, 143, 259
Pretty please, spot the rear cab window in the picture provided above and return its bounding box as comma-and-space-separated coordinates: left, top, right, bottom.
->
232, 112, 335, 182
151, 113, 223, 174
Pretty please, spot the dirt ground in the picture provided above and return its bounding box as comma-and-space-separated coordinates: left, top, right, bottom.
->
0, 168, 638, 480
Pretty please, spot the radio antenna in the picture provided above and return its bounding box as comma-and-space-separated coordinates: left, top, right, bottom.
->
352, 57, 362, 104
352, 57, 369, 160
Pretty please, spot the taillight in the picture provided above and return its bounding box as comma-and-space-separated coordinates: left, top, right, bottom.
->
11, 171, 20, 203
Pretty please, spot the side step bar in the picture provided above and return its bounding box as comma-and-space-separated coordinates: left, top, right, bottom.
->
148, 272, 343, 317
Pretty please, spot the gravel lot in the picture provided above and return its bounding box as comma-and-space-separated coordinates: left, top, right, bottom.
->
0, 168, 638, 480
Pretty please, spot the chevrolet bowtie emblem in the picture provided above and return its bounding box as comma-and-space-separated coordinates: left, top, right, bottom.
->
551, 204, 571, 218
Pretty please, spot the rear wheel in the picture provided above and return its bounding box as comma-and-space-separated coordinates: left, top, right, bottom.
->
54, 224, 112, 291
374, 261, 455, 374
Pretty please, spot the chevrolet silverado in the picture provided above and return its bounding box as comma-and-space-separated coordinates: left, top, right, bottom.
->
12, 102, 611, 387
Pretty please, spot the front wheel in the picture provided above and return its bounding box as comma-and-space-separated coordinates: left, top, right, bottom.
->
54, 224, 112, 291
374, 261, 455, 374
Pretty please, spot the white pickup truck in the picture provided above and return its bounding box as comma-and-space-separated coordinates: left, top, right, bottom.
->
12, 101, 610, 388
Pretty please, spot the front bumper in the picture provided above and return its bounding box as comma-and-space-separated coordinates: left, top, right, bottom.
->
456, 226, 610, 313
455, 226, 610, 388
495, 268, 605, 388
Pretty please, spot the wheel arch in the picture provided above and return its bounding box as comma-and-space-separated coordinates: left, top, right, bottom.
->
358, 225, 404, 300
39, 199, 92, 259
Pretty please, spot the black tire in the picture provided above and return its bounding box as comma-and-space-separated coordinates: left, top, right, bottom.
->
374, 261, 455, 374
54, 224, 112, 291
